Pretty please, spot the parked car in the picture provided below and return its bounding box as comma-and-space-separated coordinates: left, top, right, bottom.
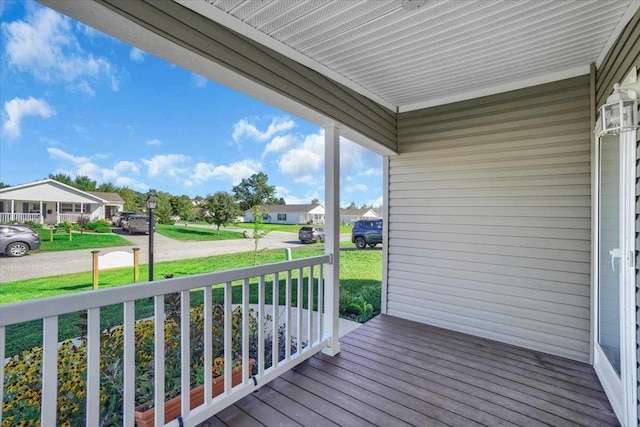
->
0, 225, 41, 257
298, 226, 325, 243
123, 215, 150, 235
112, 211, 136, 227
352, 219, 383, 249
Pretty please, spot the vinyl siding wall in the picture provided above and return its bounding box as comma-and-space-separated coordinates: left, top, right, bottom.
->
594, 7, 640, 421
390, 75, 592, 362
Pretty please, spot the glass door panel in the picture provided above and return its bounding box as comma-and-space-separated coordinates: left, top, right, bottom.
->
598, 134, 621, 375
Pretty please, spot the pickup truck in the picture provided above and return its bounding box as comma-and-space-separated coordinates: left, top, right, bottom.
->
123, 215, 150, 235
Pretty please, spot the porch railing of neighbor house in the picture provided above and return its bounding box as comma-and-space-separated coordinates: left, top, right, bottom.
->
0, 212, 40, 223
57, 213, 86, 223
0, 254, 333, 427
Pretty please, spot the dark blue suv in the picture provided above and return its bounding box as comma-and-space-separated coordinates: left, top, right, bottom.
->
351, 219, 383, 249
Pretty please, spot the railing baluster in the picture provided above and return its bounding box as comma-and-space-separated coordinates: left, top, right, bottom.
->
123, 301, 135, 427
204, 286, 213, 403
272, 272, 279, 369
180, 290, 191, 417
41, 316, 58, 426
0, 326, 5, 426
296, 267, 303, 354
224, 282, 232, 394
154, 295, 165, 427
86, 308, 100, 426
317, 264, 324, 344
258, 275, 265, 375
242, 278, 249, 384
285, 270, 292, 362
307, 266, 313, 346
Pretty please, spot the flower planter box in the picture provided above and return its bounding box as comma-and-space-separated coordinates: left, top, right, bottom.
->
134, 360, 254, 427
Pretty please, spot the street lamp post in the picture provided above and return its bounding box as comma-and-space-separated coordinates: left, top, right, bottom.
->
146, 194, 157, 282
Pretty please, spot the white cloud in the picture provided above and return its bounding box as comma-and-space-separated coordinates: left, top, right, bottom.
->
359, 168, 381, 176
345, 183, 368, 193
232, 116, 295, 142
146, 138, 162, 146
2, 7, 119, 94
3, 96, 55, 138
129, 47, 145, 62
192, 73, 207, 88
47, 147, 147, 190
192, 159, 261, 185
73, 125, 87, 134
276, 186, 321, 205
141, 154, 189, 178
366, 196, 383, 208
263, 134, 296, 157
277, 131, 324, 183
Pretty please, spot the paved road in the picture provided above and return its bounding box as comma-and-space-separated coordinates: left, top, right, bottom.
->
0, 228, 353, 283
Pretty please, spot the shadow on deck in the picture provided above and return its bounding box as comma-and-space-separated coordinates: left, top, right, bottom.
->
203, 314, 618, 427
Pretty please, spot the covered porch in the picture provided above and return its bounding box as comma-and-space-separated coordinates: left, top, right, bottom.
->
209, 315, 617, 427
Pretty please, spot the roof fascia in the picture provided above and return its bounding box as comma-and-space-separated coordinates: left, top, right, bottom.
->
596, 0, 640, 67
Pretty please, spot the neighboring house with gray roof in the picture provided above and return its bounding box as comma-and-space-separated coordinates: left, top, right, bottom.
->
244, 204, 325, 224
340, 208, 379, 225
0, 179, 124, 225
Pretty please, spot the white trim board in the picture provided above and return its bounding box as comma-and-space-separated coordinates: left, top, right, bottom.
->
399, 65, 591, 112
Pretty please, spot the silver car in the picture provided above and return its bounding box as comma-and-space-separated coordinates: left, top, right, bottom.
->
0, 225, 41, 257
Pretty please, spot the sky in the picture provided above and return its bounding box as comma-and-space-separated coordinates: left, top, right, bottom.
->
0, 1, 383, 207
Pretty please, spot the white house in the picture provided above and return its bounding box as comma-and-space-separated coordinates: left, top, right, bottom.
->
339, 208, 379, 225
244, 204, 325, 224
0, 179, 124, 225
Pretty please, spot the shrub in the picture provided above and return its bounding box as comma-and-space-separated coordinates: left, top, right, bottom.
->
24, 220, 43, 229
339, 284, 381, 323
94, 225, 112, 233
87, 221, 100, 230
2, 303, 295, 426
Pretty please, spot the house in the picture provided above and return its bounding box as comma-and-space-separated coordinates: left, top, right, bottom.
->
0, 179, 124, 224
244, 204, 325, 224
339, 208, 379, 225
3, 1, 639, 426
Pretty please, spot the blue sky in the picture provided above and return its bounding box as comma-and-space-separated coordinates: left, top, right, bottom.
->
0, 1, 382, 207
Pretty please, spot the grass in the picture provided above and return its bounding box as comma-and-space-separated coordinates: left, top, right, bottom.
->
233, 222, 353, 234
34, 228, 132, 253
2, 248, 381, 356
155, 224, 245, 241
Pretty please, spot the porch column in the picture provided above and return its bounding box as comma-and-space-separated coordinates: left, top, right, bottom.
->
56, 202, 60, 224
10, 200, 14, 221
322, 123, 340, 356
39, 200, 43, 224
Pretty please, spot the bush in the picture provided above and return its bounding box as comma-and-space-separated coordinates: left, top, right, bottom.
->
24, 220, 43, 229
94, 225, 112, 233
87, 221, 99, 230
339, 284, 381, 323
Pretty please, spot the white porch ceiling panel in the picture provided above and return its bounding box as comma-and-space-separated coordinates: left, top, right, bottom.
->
187, 0, 636, 111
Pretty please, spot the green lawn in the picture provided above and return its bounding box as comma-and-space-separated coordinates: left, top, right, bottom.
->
234, 222, 353, 234
155, 224, 245, 241
2, 248, 381, 356
34, 228, 132, 253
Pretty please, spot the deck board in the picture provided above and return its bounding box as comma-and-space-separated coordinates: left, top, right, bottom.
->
202, 314, 619, 427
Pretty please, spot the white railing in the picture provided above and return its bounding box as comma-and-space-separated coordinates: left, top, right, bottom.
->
0, 212, 40, 223
0, 255, 334, 427
57, 213, 85, 223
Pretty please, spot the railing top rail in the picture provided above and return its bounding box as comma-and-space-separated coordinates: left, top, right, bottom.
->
0, 254, 332, 327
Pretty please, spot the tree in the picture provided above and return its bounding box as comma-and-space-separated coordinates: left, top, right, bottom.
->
232, 172, 276, 212
118, 188, 139, 211
73, 175, 97, 191
346, 200, 358, 209
48, 173, 73, 186
203, 192, 239, 235
250, 205, 270, 265
170, 195, 194, 220
0, 182, 10, 189
153, 192, 173, 224
97, 182, 118, 192
311, 198, 319, 205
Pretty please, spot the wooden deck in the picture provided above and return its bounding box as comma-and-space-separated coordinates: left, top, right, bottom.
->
202, 314, 618, 427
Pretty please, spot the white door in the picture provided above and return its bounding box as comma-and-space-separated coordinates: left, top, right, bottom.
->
594, 131, 637, 426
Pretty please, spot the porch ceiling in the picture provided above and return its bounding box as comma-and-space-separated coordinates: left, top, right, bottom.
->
180, 0, 637, 111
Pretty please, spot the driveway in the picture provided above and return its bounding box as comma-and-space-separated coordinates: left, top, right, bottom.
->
0, 229, 352, 283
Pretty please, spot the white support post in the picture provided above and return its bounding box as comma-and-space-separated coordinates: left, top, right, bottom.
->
381, 156, 390, 315
56, 202, 60, 224
322, 124, 341, 356
39, 200, 43, 224
10, 200, 14, 221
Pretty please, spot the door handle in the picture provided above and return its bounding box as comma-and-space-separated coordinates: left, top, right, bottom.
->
609, 248, 623, 271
